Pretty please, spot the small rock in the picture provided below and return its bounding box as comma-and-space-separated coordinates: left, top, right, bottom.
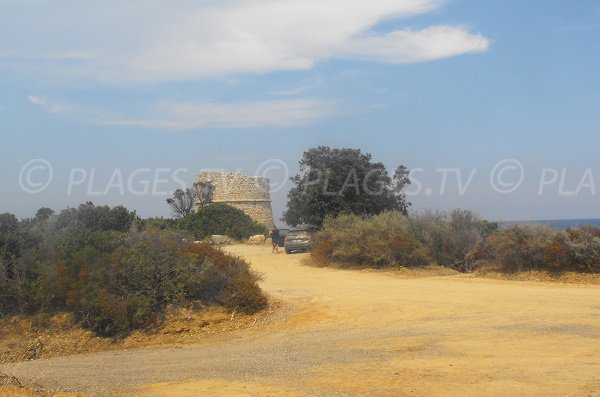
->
210, 235, 231, 245
248, 234, 266, 245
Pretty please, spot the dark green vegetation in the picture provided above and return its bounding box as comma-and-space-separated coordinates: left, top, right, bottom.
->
179, 203, 267, 240
165, 180, 266, 239
312, 211, 600, 274
0, 203, 267, 337
283, 146, 411, 227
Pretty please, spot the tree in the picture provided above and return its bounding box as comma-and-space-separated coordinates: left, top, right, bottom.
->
392, 165, 411, 215
60, 202, 137, 232
194, 181, 214, 209
35, 207, 55, 221
0, 213, 21, 280
166, 187, 197, 218
283, 146, 411, 227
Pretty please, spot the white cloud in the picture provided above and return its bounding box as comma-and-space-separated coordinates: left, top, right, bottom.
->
343, 26, 489, 63
272, 76, 325, 96
2, 0, 488, 83
28, 95, 65, 113
94, 99, 335, 130
28, 95, 47, 106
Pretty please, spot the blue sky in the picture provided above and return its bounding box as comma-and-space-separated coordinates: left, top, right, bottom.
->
1, 0, 599, 223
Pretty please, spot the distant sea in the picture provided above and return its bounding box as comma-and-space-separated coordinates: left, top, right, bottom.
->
499, 219, 600, 230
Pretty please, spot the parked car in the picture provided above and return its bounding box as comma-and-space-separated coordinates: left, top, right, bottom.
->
284, 229, 314, 254
276, 228, 289, 247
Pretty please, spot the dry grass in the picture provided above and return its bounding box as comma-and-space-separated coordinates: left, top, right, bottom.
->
304, 255, 600, 284
0, 386, 88, 397
475, 266, 600, 284
0, 305, 276, 364
302, 256, 461, 277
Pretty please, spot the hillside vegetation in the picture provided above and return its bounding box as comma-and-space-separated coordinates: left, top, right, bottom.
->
312, 211, 600, 274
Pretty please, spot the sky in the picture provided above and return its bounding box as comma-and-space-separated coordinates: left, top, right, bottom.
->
1, 0, 599, 223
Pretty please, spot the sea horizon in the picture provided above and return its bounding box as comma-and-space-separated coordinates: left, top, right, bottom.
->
498, 218, 600, 230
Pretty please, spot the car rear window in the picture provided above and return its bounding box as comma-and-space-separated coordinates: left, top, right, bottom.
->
289, 230, 310, 237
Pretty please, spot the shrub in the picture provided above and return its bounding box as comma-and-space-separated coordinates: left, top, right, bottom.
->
534, 226, 600, 273
563, 226, 600, 273
0, 204, 268, 337
486, 224, 557, 272
312, 212, 428, 268
74, 237, 267, 336
312, 209, 496, 271
182, 242, 267, 312
178, 203, 267, 240
408, 210, 493, 271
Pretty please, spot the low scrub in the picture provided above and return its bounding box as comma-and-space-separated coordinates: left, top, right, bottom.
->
312, 210, 494, 270
313, 212, 428, 268
408, 210, 497, 271
76, 234, 267, 336
484, 224, 600, 273
312, 210, 600, 274
0, 203, 267, 337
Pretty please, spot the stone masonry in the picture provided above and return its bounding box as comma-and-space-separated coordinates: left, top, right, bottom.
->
195, 171, 275, 230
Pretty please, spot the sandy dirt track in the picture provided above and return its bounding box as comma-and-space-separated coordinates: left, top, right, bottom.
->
3, 244, 600, 396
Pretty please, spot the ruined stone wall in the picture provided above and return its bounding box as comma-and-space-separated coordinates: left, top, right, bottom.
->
195, 171, 274, 230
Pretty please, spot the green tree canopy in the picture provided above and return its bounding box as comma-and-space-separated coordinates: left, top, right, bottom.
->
178, 203, 267, 240
56, 202, 137, 233
283, 146, 411, 227
35, 207, 55, 221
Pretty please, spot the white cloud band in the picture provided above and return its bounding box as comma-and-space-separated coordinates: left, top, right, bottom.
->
2, 0, 489, 83
95, 99, 335, 130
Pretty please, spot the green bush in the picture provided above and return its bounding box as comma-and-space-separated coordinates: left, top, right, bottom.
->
312, 212, 429, 268
313, 211, 600, 274
485, 224, 600, 273
183, 242, 267, 313
0, 203, 268, 337
312, 210, 493, 271
178, 203, 267, 240
75, 235, 267, 336
408, 210, 495, 271
485, 224, 554, 272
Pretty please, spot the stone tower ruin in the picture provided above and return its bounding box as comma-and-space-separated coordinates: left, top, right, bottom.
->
195, 171, 275, 230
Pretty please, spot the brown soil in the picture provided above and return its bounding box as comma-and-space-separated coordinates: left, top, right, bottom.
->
2, 244, 600, 396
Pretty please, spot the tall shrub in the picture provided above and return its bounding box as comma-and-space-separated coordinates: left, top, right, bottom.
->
179, 203, 267, 240
312, 212, 428, 268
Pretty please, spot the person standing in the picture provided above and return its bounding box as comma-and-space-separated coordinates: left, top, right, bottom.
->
270, 228, 280, 253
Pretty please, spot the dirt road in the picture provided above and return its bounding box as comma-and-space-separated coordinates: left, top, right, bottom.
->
3, 245, 600, 396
